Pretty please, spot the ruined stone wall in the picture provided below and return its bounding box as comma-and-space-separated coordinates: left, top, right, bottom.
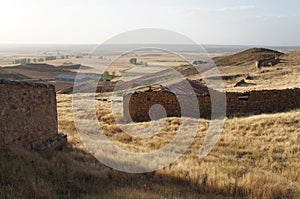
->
0, 80, 59, 149
124, 91, 181, 122
124, 88, 300, 122
225, 88, 300, 117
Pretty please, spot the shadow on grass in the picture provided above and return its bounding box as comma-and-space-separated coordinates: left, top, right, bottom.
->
0, 144, 234, 199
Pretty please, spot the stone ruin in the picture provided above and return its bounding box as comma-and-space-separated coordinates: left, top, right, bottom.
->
0, 80, 66, 150
123, 82, 300, 122
255, 56, 281, 70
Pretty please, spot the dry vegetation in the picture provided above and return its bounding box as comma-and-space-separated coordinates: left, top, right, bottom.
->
1, 48, 300, 198
1, 92, 299, 198
58, 93, 300, 198
218, 59, 300, 92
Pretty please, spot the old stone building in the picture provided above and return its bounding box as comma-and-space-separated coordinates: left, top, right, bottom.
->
0, 80, 66, 150
255, 56, 281, 70
123, 82, 300, 122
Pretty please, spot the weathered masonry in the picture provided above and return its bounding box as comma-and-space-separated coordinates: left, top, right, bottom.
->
0, 80, 66, 150
123, 88, 300, 122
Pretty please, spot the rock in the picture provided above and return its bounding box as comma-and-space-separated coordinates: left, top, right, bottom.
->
234, 79, 247, 87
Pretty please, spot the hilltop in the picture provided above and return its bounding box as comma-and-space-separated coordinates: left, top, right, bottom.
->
58, 47, 300, 94
0, 68, 30, 80
213, 48, 284, 67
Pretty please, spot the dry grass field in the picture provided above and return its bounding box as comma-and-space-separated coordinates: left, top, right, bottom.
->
217, 60, 300, 92
1, 48, 300, 198
1, 92, 299, 198
55, 93, 299, 198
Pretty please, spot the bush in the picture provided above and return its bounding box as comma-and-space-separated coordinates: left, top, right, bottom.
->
129, 58, 137, 65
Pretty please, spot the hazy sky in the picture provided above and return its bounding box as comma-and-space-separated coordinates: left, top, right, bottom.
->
1, 0, 300, 45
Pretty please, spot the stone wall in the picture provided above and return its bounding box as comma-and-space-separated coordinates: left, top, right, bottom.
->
123, 91, 181, 122
124, 88, 300, 122
0, 80, 64, 150
225, 88, 300, 117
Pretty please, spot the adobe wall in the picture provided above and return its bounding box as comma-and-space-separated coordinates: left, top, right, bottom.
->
225, 88, 300, 117
0, 80, 62, 150
123, 91, 181, 122
123, 88, 300, 122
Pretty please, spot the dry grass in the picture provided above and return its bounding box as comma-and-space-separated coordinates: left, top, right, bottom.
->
53, 93, 300, 198
2, 48, 300, 198
1, 92, 299, 198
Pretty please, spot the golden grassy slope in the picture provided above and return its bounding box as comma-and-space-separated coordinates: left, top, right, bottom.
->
55, 93, 300, 198
1, 91, 299, 198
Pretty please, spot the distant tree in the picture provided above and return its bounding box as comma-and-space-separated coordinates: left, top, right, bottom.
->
33, 58, 37, 62
102, 71, 110, 77
145, 62, 148, 66
112, 71, 116, 77
15, 58, 27, 64
61, 55, 65, 59
27, 58, 31, 63
129, 58, 137, 65
102, 71, 111, 81
38, 58, 44, 62
66, 55, 69, 59
45, 56, 56, 61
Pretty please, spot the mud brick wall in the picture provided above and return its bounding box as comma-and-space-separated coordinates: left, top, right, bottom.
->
225, 88, 300, 117
0, 80, 58, 149
124, 91, 181, 122
124, 88, 300, 122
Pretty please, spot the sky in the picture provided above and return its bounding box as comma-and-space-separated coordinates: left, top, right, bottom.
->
0, 0, 300, 46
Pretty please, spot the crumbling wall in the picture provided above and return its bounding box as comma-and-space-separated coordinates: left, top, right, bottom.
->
0, 80, 61, 149
124, 88, 300, 122
124, 91, 181, 122
225, 88, 300, 117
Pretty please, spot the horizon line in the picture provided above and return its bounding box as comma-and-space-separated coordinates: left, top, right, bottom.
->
0, 43, 300, 48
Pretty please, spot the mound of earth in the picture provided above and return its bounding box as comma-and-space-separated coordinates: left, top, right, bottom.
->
1, 63, 76, 80
0, 69, 30, 80
186, 79, 209, 95
58, 80, 117, 94
280, 51, 300, 66
8, 63, 67, 72
172, 48, 285, 78
58, 64, 92, 70
174, 64, 198, 77
213, 48, 284, 66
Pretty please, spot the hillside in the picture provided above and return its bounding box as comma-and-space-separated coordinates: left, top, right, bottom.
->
1, 63, 74, 79
54, 93, 299, 198
3, 93, 297, 198
1, 48, 300, 198
1, 63, 92, 79
0, 68, 30, 80
280, 51, 300, 66
213, 48, 284, 67
56, 47, 300, 94
179, 48, 300, 92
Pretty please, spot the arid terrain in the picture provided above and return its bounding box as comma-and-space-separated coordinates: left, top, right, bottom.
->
1, 93, 299, 198
1, 46, 300, 198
